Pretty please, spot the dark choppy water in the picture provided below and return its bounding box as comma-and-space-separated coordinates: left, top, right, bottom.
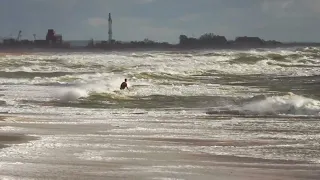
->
0, 47, 320, 179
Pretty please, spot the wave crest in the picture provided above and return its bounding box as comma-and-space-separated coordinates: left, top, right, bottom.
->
207, 93, 320, 116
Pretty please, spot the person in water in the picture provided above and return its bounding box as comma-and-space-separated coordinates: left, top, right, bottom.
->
120, 79, 129, 90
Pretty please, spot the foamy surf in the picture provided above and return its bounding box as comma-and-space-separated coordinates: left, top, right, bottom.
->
207, 93, 320, 116
54, 88, 89, 102
240, 93, 320, 116
1, 48, 320, 179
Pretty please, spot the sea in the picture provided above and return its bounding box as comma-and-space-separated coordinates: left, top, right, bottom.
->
0, 47, 320, 179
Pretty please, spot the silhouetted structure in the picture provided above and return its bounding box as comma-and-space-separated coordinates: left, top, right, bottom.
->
16, 30, 22, 41
0, 29, 70, 49
45, 29, 63, 44
108, 13, 113, 44
265, 40, 282, 45
87, 38, 95, 48
1, 11, 304, 51
2, 38, 19, 45
2, 26, 320, 51
1, 30, 33, 47
30, 29, 69, 48
179, 33, 227, 48
235, 36, 264, 45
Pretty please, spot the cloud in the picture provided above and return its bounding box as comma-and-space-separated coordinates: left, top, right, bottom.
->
87, 17, 108, 27
117, 17, 151, 25
1, 0, 320, 42
176, 13, 203, 22
264, 1, 293, 10
303, 0, 320, 13
115, 17, 181, 42
136, 0, 155, 4
84, 15, 181, 42
30, 0, 78, 10
261, 0, 320, 17
261, 0, 295, 17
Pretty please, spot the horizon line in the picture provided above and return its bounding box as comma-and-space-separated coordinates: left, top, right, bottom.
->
63, 39, 320, 44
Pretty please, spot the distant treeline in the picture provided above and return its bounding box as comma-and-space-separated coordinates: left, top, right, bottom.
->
179, 33, 282, 46
92, 33, 283, 49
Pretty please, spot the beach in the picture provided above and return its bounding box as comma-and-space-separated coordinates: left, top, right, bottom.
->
0, 47, 320, 179
1, 115, 319, 180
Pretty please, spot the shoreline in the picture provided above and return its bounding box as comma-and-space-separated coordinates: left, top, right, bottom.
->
0, 43, 319, 54
0, 115, 319, 179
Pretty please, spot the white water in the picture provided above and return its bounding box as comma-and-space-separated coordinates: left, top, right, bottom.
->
0, 48, 320, 179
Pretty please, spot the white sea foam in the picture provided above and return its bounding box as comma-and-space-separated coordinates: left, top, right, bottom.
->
54, 88, 88, 102
238, 93, 320, 116
1, 49, 320, 78
1, 49, 320, 174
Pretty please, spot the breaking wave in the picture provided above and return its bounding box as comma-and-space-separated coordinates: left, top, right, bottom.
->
3, 47, 320, 111
51, 75, 129, 103
207, 93, 320, 116
0, 71, 78, 79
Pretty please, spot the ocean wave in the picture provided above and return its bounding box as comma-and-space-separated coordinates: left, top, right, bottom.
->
296, 47, 320, 53
86, 92, 134, 101
267, 62, 320, 68
197, 52, 231, 57
48, 76, 128, 102
1, 48, 320, 79
0, 71, 77, 79
229, 52, 310, 65
207, 93, 320, 116
53, 88, 89, 103
229, 54, 264, 64
131, 53, 155, 58
266, 53, 292, 61
45, 94, 223, 109
134, 72, 194, 82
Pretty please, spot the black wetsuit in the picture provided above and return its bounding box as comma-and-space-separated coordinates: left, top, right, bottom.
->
120, 82, 127, 90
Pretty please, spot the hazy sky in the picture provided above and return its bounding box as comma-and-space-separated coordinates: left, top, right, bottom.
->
1, 0, 320, 43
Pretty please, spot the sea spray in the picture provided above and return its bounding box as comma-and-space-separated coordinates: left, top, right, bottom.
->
51, 75, 130, 102
54, 88, 88, 102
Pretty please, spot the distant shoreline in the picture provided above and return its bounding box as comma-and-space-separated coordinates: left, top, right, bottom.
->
2, 30, 320, 53
0, 43, 319, 54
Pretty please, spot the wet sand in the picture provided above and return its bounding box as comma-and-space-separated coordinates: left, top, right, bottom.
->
0, 116, 38, 149
0, 133, 38, 149
0, 115, 319, 180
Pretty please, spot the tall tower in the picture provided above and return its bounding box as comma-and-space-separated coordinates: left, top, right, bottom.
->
108, 13, 112, 43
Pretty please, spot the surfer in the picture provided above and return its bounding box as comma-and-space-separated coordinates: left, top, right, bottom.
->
120, 78, 129, 90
